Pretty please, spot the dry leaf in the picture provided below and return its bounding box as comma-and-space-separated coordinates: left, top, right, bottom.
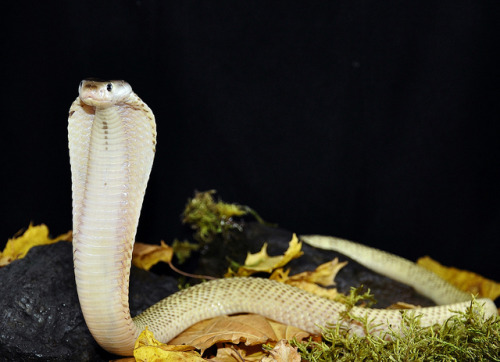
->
227, 234, 303, 277
134, 327, 203, 362
287, 280, 341, 300
132, 241, 174, 271
261, 340, 301, 362
0, 223, 71, 267
287, 258, 347, 287
210, 347, 242, 362
267, 320, 311, 342
211, 345, 266, 362
417, 256, 500, 300
270, 259, 346, 300
170, 313, 311, 355
170, 314, 278, 352
386, 301, 419, 310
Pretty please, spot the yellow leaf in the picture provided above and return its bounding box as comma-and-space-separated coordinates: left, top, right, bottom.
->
287, 258, 347, 287
270, 259, 347, 300
132, 241, 174, 271
417, 256, 500, 300
286, 280, 341, 300
134, 327, 203, 362
268, 268, 291, 282
0, 223, 71, 267
228, 234, 303, 277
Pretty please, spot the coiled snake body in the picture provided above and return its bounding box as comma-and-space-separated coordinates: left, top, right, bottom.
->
69, 80, 496, 356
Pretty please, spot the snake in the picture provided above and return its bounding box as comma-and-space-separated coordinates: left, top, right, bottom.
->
68, 79, 497, 356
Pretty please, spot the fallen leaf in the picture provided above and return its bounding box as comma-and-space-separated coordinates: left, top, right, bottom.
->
386, 301, 419, 310
287, 258, 347, 287
134, 327, 203, 362
270, 259, 347, 300
170, 313, 311, 356
267, 321, 311, 342
0, 223, 71, 267
261, 340, 301, 362
170, 314, 277, 352
132, 240, 174, 271
288, 280, 341, 300
417, 256, 500, 300
227, 234, 303, 277
211, 345, 266, 362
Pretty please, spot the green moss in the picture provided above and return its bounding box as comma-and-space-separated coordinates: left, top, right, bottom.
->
292, 297, 499, 361
182, 190, 271, 243
336, 285, 377, 310
172, 239, 200, 264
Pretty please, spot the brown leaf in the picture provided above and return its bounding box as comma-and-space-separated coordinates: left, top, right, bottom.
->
132, 240, 174, 271
261, 340, 301, 362
169, 314, 278, 352
267, 320, 311, 342
210, 345, 266, 362
417, 256, 500, 300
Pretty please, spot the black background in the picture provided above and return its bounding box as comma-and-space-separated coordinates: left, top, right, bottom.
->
2, 1, 499, 280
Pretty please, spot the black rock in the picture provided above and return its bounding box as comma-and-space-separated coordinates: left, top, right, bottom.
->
0, 242, 178, 361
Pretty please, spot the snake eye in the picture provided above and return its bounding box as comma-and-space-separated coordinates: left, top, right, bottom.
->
106, 83, 113, 92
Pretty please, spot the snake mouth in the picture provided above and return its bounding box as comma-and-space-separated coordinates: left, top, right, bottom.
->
79, 94, 116, 107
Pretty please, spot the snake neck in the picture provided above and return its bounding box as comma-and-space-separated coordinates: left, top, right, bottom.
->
72, 105, 140, 354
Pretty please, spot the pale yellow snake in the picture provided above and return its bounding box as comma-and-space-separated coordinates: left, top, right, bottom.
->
68, 79, 497, 356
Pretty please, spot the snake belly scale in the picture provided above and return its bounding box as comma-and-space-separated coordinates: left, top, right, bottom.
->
68, 80, 496, 356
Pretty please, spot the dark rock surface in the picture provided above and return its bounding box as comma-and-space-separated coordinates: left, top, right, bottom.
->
0, 223, 435, 360
0, 242, 178, 361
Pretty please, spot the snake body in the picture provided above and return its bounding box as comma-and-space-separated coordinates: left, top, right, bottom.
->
300, 235, 473, 305
69, 80, 496, 356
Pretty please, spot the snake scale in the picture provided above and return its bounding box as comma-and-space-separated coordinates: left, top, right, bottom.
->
68, 79, 497, 356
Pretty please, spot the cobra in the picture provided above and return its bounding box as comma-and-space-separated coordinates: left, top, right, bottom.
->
68, 79, 497, 356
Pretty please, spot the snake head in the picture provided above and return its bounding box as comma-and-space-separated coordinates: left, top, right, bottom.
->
79, 79, 133, 107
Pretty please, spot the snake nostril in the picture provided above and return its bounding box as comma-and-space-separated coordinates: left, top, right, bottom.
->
107, 83, 113, 92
